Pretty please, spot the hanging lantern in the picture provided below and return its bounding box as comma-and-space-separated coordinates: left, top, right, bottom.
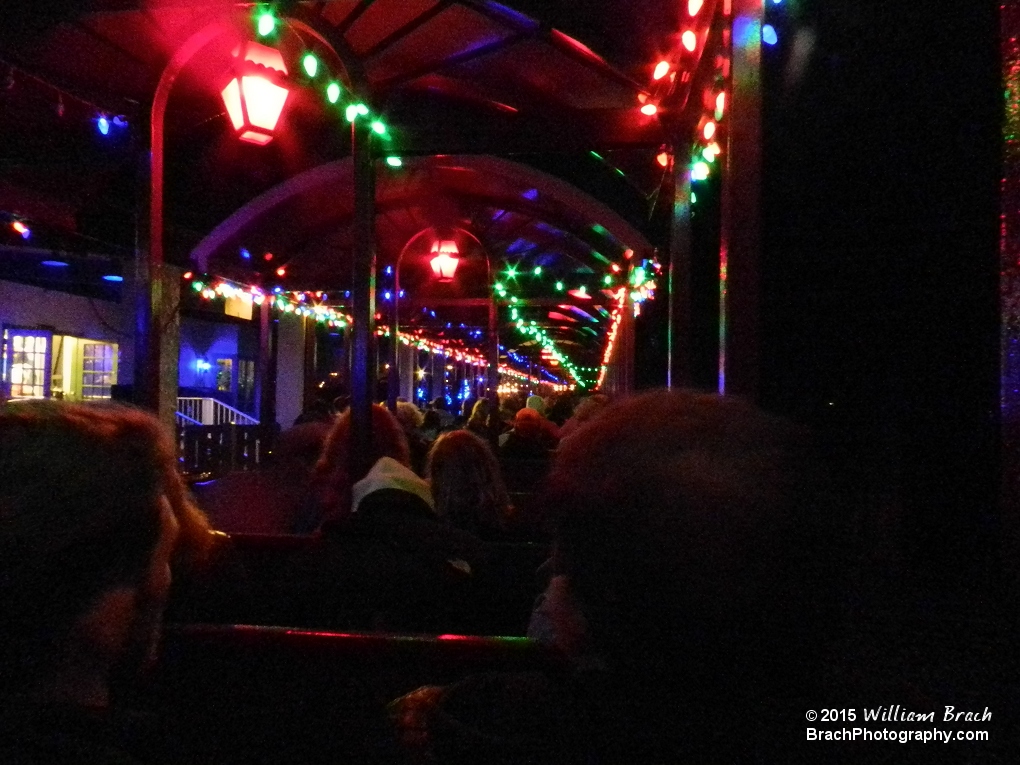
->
430, 240, 460, 282
220, 41, 290, 145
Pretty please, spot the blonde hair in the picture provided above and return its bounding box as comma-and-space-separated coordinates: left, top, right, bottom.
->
426, 430, 512, 537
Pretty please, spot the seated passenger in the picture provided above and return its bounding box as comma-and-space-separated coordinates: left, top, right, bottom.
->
557, 393, 609, 440
271, 453, 490, 633
393, 390, 845, 763
426, 430, 515, 541
498, 408, 557, 457
393, 401, 431, 477
294, 403, 411, 532
0, 401, 195, 763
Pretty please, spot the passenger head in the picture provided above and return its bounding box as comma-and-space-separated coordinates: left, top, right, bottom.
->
393, 401, 425, 434
525, 395, 546, 417
546, 390, 841, 712
314, 404, 411, 521
426, 430, 512, 537
467, 399, 489, 427
0, 401, 186, 699
511, 407, 544, 439
565, 394, 608, 428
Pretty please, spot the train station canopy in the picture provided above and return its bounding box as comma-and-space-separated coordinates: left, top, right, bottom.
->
0, 0, 731, 388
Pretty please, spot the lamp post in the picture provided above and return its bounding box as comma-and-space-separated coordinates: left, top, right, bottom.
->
138, 20, 290, 423
386, 228, 494, 416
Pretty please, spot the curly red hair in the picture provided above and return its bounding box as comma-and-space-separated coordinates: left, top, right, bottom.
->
313, 404, 411, 521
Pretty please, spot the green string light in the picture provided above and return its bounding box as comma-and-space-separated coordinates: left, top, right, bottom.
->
303, 53, 319, 78
326, 82, 341, 103
257, 11, 276, 37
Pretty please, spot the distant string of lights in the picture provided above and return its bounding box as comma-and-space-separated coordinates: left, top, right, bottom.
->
183, 270, 558, 386
183, 271, 351, 327
597, 287, 628, 390
490, 248, 662, 389
0, 56, 133, 135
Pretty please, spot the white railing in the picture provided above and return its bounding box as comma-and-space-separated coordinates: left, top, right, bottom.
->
175, 410, 201, 427
176, 397, 259, 426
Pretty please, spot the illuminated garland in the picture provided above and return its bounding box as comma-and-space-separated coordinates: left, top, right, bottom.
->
495, 266, 597, 389
597, 287, 628, 389
251, 6, 402, 166
186, 272, 557, 386
627, 256, 663, 317
185, 273, 351, 327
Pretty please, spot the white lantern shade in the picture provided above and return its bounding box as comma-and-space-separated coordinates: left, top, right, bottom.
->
220, 41, 290, 145
430, 240, 460, 282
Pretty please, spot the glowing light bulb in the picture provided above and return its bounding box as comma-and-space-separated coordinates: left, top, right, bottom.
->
703, 121, 716, 140
688, 0, 704, 14
346, 104, 358, 122
656, 151, 669, 168
653, 60, 670, 80
371, 120, 386, 135
640, 103, 658, 116
97, 115, 110, 135
276, 266, 286, 277
386, 156, 403, 167
692, 161, 710, 181
715, 91, 726, 120
257, 12, 276, 37
762, 25, 778, 46
682, 31, 697, 52
303, 53, 318, 77
326, 82, 341, 103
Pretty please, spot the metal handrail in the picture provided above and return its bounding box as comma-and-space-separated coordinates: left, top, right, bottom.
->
175, 410, 201, 427
177, 397, 259, 426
